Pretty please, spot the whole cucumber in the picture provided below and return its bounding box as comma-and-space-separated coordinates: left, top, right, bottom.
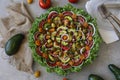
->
5, 33, 25, 56
108, 64, 120, 80
88, 74, 104, 80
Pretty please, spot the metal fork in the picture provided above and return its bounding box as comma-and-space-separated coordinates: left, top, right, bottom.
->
98, 4, 120, 33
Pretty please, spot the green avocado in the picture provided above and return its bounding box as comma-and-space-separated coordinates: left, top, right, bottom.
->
88, 74, 104, 80
108, 64, 120, 80
5, 33, 25, 56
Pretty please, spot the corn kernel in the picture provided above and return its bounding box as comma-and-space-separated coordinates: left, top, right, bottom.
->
34, 71, 40, 78
27, 0, 33, 4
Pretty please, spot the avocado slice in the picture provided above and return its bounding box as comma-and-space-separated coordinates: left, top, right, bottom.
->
57, 26, 68, 31
49, 54, 55, 61
61, 41, 68, 46
56, 37, 61, 43
60, 31, 67, 36
64, 16, 73, 21
74, 55, 80, 59
68, 29, 75, 33
59, 52, 70, 63
53, 16, 60, 21
51, 31, 57, 40
60, 57, 70, 63
72, 43, 76, 51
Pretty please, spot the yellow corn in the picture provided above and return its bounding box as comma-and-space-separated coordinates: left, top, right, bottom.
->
34, 71, 40, 78
27, 0, 33, 4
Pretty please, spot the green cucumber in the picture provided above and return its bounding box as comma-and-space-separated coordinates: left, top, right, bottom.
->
44, 23, 51, 30
39, 34, 44, 40
88, 74, 104, 80
5, 33, 25, 56
61, 41, 68, 46
108, 64, 120, 80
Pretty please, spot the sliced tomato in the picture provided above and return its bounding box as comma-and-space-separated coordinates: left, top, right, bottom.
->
46, 60, 56, 67
48, 11, 58, 19
77, 16, 85, 24
88, 23, 95, 36
36, 46, 43, 56
83, 50, 89, 58
86, 32, 92, 39
39, 19, 46, 28
88, 25, 93, 34
61, 63, 71, 69
73, 59, 83, 66
89, 40, 94, 48
85, 39, 93, 46
85, 39, 89, 45
61, 46, 70, 51
62, 11, 73, 16
34, 32, 40, 40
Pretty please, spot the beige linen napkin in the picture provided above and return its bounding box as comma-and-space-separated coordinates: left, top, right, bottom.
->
0, 2, 33, 73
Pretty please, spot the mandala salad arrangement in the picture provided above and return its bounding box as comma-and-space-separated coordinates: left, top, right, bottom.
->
29, 4, 102, 75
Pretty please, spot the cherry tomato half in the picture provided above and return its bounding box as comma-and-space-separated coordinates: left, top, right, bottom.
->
39, 0, 51, 9
63, 78, 68, 80
68, 0, 78, 3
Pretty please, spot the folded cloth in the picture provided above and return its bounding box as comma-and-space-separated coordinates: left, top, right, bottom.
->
0, 2, 33, 73
85, 0, 120, 44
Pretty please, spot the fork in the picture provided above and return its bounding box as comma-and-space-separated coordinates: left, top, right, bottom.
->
98, 4, 120, 33
105, 3, 120, 8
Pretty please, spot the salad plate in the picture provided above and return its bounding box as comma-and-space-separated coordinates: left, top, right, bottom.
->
29, 4, 102, 75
